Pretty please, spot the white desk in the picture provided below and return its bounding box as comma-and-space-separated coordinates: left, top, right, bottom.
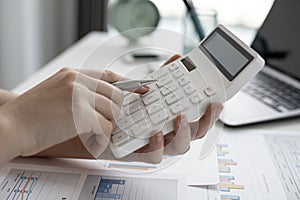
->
11, 31, 300, 199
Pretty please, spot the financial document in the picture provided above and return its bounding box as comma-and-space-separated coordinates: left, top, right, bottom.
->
0, 169, 80, 200
199, 130, 300, 200
264, 134, 300, 199
0, 163, 186, 200
188, 130, 300, 200
102, 138, 219, 186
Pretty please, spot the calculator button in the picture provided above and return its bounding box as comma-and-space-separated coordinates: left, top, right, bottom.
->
119, 107, 127, 118
152, 68, 168, 79
173, 69, 184, 78
170, 99, 189, 114
128, 121, 150, 137
178, 77, 190, 86
150, 109, 168, 125
190, 93, 203, 104
169, 63, 179, 71
142, 92, 160, 105
203, 86, 217, 97
117, 117, 134, 130
175, 90, 184, 99
166, 94, 177, 105
123, 94, 139, 106
156, 76, 172, 88
125, 102, 141, 115
160, 83, 178, 96
184, 84, 196, 94
131, 110, 145, 123
146, 103, 163, 115
112, 131, 129, 145
165, 91, 183, 105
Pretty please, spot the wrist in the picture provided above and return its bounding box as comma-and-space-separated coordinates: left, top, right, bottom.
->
0, 107, 23, 164
0, 103, 35, 158
0, 89, 17, 107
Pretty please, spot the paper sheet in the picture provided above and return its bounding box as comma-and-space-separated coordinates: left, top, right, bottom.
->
186, 129, 300, 200
209, 130, 299, 200
102, 139, 219, 186
0, 163, 186, 200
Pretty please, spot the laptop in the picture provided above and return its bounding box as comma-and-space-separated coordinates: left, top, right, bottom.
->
220, 0, 300, 126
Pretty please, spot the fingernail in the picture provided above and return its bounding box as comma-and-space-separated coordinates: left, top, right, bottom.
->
155, 132, 163, 143
142, 85, 150, 90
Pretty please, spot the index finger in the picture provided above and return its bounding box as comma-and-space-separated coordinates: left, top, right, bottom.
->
76, 69, 126, 83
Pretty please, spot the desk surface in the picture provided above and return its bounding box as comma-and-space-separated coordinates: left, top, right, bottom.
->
11, 30, 300, 199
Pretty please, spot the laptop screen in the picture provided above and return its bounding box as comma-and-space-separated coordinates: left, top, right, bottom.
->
251, 0, 300, 80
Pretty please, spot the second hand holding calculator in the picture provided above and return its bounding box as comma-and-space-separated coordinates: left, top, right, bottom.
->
110, 25, 265, 158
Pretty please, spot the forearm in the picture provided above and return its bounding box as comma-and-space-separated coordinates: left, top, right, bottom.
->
0, 89, 17, 106
35, 136, 94, 159
0, 109, 23, 166
35, 136, 114, 160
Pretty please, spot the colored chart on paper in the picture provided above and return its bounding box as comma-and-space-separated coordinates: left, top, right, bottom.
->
0, 169, 80, 200
201, 132, 298, 200
78, 174, 178, 200
217, 144, 244, 200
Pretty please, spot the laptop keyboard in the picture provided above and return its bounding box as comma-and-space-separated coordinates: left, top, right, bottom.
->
242, 72, 300, 112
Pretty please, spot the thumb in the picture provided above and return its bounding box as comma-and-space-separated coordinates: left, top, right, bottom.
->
144, 131, 164, 164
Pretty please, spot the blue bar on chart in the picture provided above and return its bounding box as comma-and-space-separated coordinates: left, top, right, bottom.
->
218, 165, 230, 173
95, 178, 125, 200
219, 175, 235, 182
220, 194, 240, 200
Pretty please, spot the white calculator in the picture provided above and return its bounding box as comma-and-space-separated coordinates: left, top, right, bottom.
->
110, 25, 265, 158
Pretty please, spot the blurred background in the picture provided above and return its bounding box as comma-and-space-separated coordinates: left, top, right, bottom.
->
0, 0, 273, 90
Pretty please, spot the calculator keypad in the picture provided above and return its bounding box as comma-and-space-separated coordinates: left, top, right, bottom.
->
112, 62, 213, 146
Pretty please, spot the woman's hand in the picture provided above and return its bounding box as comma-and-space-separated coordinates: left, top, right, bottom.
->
36, 55, 223, 164
0, 68, 125, 160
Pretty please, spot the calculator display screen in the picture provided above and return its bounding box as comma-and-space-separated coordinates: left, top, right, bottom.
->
200, 27, 254, 81
181, 57, 196, 72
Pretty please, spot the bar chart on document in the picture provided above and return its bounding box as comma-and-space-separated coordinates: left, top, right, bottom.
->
211, 132, 300, 200
216, 143, 245, 200
0, 169, 81, 200
78, 175, 178, 200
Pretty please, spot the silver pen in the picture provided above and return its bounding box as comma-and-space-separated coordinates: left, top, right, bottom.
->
112, 79, 157, 91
